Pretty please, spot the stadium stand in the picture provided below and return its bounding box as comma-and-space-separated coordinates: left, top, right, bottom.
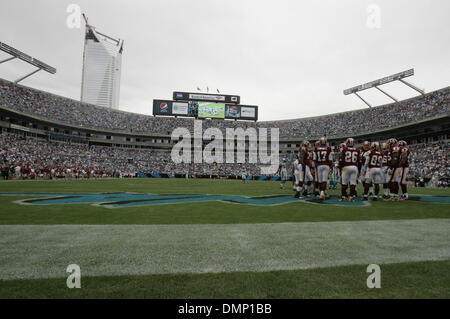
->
0, 132, 448, 186
0, 79, 448, 138
0, 132, 263, 179
0, 77, 448, 185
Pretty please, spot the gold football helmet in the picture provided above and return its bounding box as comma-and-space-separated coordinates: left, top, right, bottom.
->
345, 138, 354, 147
371, 142, 380, 150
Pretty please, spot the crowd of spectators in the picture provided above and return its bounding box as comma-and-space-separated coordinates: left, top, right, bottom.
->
1, 77, 448, 185
1, 79, 448, 138
1, 132, 448, 186
408, 141, 449, 186
0, 133, 263, 179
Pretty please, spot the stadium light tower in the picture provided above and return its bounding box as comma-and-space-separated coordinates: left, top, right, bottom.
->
0, 42, 56, 83
80, 14, 124, 109
344, 69, 425, 108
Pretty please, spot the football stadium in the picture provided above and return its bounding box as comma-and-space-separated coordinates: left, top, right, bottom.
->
0, 0, 449, 304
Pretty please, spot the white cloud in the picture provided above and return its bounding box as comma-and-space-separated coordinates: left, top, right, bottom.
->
0, 0, 448, 120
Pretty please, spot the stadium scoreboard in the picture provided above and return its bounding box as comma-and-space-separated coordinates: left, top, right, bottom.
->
153, 91, 257, 121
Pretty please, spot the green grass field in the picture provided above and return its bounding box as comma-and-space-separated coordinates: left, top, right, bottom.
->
0, 178, 449, 298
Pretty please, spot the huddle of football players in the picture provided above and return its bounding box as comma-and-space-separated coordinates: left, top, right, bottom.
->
290, 137, 410, 201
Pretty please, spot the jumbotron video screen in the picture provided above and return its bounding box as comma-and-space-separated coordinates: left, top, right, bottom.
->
197, 102, 226, 118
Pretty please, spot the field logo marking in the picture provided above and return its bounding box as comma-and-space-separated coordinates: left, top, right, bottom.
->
2, 193, 449, 209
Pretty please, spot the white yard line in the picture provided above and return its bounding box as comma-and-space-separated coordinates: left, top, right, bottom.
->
0, 219, 449, 280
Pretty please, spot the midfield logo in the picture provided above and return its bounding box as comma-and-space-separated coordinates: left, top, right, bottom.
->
1, 193, 448, 209
2, 192, 369, 208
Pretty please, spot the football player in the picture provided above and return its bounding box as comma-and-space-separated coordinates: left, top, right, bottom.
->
380, 142, 391, 198
313, 137, 333, 200
362, 142, 383, 200
293, 155, 300, 194
339, 138, 361, 202
241, 164, 246, 184
397, 140, 410, 200
359, 141, 372, 195
306, 145, 316, 195
313, 140, 321, 196
330, 162, 340, 190
337, 142, 346, 188
277, 158, 288, 189
388, 143, 401, 200
294, 141, 314, 197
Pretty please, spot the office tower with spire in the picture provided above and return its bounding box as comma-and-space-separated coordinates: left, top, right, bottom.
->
80, 16, 123, 109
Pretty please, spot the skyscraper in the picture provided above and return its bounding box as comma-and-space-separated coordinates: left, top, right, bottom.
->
80, 21, 123, 109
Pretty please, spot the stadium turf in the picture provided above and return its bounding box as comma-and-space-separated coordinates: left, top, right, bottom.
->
0, 178, 449, 298
1, 260, 449, 299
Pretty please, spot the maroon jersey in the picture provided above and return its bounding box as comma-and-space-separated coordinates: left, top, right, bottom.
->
382, 150, 391, 167
337, 146, 345, 168
399, 147, 410, 167
306, 151, 313, 167
298, 146, 309, 166
366, 150, 383, 168
341, 146, 361, 167
314, 146, 332, 166
390, 146, 401, 168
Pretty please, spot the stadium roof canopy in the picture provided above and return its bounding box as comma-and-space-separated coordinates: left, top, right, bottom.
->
344, 69, 425, 107
0, 41, 56, 83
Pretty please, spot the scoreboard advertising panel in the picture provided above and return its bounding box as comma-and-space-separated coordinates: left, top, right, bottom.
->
172, 102, 189, 115
153, 100, 173, 115
225, 105, 240, 118
173, 91, 240, 104
153, 100, 191, 116
225, 105, 258, 120
239, 106, 257, 119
